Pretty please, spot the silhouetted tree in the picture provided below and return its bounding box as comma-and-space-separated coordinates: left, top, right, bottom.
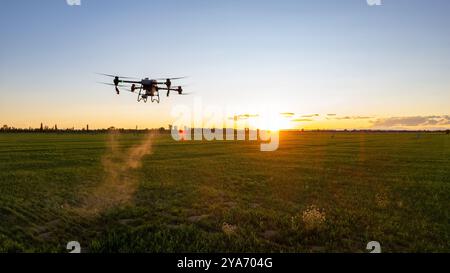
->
446, 129, 450, 135
40, 123, 43, 131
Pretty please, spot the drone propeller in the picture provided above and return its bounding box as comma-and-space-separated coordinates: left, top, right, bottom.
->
167, 92, 192, 97
175, 86, 193, 96
164, 86, 184, 97
96, 73, 138, 79
98, 82, 132, 95
155, 76, 187, 81
120, 84, 141, 93
97, 82, 128, 87
120, 88, 139, 94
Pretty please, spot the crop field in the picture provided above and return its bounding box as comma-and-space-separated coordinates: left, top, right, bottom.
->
0, 132, 449, 253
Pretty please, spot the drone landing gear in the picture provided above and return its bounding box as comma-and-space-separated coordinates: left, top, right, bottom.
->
137, 87, 146, 103
151, 91, 160, 103
137, 89, 160, 103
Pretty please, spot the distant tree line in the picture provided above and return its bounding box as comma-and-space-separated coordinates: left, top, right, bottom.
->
1, 123, 449, 134
0, 123, 170, 134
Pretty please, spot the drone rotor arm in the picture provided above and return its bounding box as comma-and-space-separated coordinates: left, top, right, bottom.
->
120, 80, 142, 84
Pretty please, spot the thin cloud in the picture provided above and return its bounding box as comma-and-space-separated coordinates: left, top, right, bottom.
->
228, 114, 259, 120
239, 114, 259, 119
372, 115, 450, 127
280, 112, 295, 117
301, 114, 319, 118
330, 116, 374, 120
292, 118, 314, 122
334, 116, 351, 120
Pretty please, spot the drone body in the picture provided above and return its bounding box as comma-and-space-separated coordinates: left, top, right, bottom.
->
99, 74, 186, 103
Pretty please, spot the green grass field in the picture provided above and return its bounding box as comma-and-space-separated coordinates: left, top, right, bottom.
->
0, 132, 449, 253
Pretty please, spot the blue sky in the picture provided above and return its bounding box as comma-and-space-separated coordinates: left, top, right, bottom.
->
0, 0, 449, 129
